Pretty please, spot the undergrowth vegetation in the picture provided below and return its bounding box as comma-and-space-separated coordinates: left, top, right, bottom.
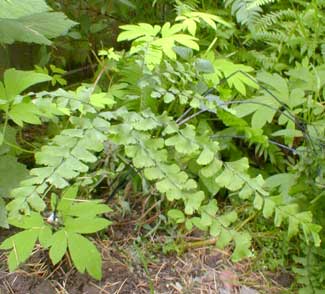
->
0, 0, 324, 293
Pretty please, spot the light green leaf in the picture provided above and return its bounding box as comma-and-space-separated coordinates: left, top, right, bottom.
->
118, 23, 160, 41
187, 12, 232, 29
200, 174, 220, 194
216, 228, 233, 249
213, 59, 256, 95
3, 69, 51, 100
167, 209, 185, 224
57, 185, 79, 213
49, 230, 67, 265
257, 72, 289, 103
68, 233, 102, 280
1, 229, 38, 272
262, 198, 276, 218
0, 155, 28, 198
197, 147, 215, 165
64, 217, 111, 234
215, 158, 249, 191
0, 198, 8, 228
195, 59, 215, 73
174, 34, 199, 51
67, 202, 112, 218
232, 232, 252, 262
125, 145, 155, 168
271, 129, 303, 138
210, 219, 221, 236
165, 126, 199, 154
200, 158, 223, 178
184, 191, 205, 215
8, 212, 44, 229
288, 216, 299, 240
144, 166, 165, 180
27, 193, 46, 212
252, 105, 276, 129
0, 0, 77, 45
90, 93, 116, 109
253, 193, 263, 210
38, 226, 53, 248
9, 102, 42, 126
71, 145, 97, 163
218, 211, 238, 227
163, 92, 175, 103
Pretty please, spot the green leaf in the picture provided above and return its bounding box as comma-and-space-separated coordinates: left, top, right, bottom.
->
68, 233, 102, 280
271, 129, 303, 138
184, 191, 205, 215
144, 166, 165, 180
49, 230, 67, 265
262, 198, 276, 218
3, 68, 51, 100
64, 217, 111, 234
38, 226, 52, 248
8, 212, 44, 229
210, 219, 221, 236
0, 125, 17, 155
253, 193, 263, 210
215, 158, 249, 191
90, 93, 116, 109
197, 147, 215, 165
232, 232, 252, 262
167, 209, 185, 223
125, 145, 156, 168
195, 59, 215, 73
216, 228, 233, 249
200, 158, 223, 178
211, 58, 257, 96
173, 34, 199, 51
67, 203, 112, 218
186, 12, 232, 29
9, 102, 42, 126
0, 0, 77, 45
165, 126, 199, 154
257, 72, 289, 103
0, 155, 28, 198
199, 200, 218, 226
200, 174, 220, 194
57, 185, 79, 213
218, 211, 238, 227
288, 216, 299, 240
0, 198, 8, 228
27, 193, 46, 212
0, 229, 38, 271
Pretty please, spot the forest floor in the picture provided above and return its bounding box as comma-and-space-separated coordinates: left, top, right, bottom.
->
0, 192, 294, 294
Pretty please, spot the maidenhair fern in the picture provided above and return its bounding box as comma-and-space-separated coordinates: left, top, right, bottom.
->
1, 14, 323, 283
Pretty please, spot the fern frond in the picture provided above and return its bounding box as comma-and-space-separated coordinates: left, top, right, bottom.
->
254, 30, 287, 43
174, 0, 200, 15
224, 0, 276, 26
246, 0, 276, 10
7, 117, 109, 217
253, 9, 295, 31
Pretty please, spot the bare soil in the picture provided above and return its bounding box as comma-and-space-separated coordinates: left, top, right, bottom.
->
0, 194, 294, 294
0, 234, 293, 294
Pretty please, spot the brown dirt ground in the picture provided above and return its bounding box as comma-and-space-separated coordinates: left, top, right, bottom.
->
0, 193, 294, 294
0, 233, 293, 294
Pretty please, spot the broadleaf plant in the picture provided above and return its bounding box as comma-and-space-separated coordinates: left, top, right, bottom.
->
1, 186, 111, 279
0, 0, 77, 45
